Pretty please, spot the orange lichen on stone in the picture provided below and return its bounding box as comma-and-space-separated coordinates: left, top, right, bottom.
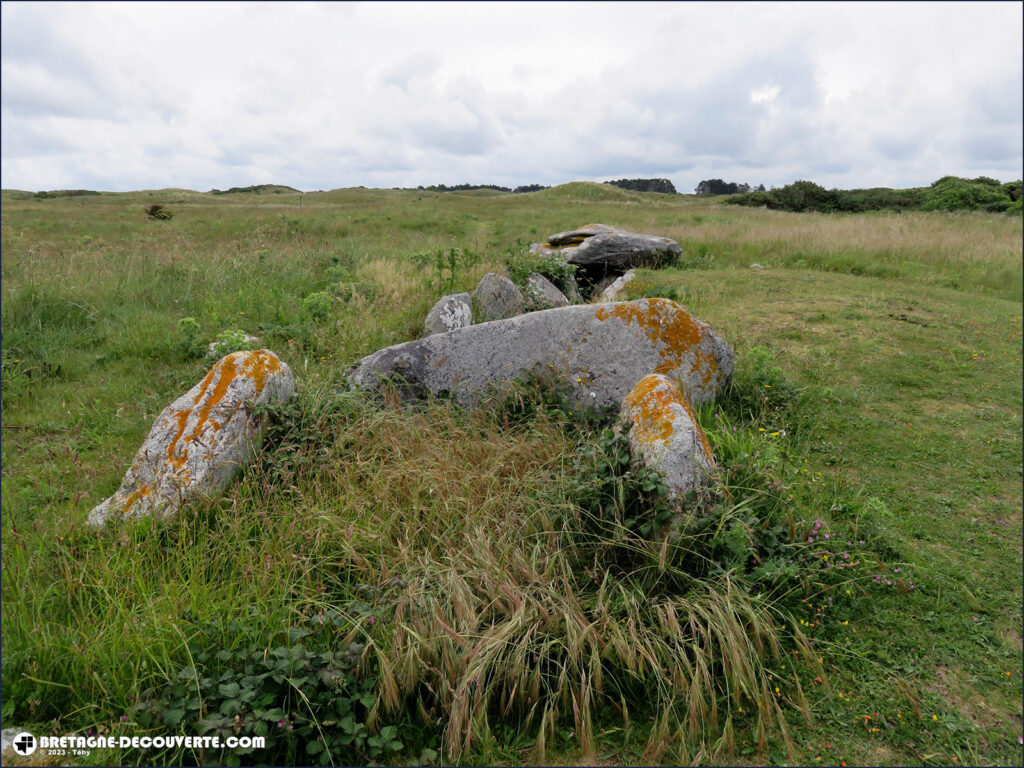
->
594, 298, 719, 383
167, 351, 283, 467
623, 374, 677, 443
122, 483, 153, 510
167, 408, 191, 468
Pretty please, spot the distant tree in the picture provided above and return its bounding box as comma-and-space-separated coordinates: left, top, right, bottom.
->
513, 184, 550, 193
605, 178, 677, 194
695, 179, 750, 195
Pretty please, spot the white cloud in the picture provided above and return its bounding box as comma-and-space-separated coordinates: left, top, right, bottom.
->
1, 1, 1020, 192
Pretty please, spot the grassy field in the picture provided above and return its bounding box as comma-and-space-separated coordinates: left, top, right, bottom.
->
2, 183, 1021, 766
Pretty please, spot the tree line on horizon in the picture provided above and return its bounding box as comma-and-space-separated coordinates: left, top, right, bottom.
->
725, 176, 1023, 214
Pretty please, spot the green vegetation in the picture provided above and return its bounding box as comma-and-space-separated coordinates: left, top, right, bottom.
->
2, 183, 1021, 766
210, 184, 302, 195
726, 176, 1023, 214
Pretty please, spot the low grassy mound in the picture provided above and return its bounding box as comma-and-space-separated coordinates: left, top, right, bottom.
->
210, 184, 302, 195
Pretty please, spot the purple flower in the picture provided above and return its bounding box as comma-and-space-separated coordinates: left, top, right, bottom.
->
277, 719, 287, 728
120, 714, 128, 722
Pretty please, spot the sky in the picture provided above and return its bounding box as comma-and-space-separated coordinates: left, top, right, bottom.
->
2, 1, 1021, 193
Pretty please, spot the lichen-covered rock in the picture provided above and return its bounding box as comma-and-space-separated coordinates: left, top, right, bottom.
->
424, 292, 473, 335
524, 273, 570, 311
620, 373, 715, 500
87, 350, 295, 526
472, 273, 524, 322
347, 298, 733, 410
594, 270, 636, 303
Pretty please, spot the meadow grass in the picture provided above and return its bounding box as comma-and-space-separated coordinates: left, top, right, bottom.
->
1, 185, 1021, 766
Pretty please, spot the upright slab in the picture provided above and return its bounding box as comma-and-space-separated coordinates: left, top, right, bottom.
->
620, 373, 715, 500
88, 350, 295, 526
347, 298, 733, 410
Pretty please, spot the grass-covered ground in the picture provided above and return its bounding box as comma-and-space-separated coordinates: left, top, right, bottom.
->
2, 183, 1021, 766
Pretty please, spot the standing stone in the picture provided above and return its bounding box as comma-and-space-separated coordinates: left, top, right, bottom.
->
347, 298, 733, 411
594, 270, 637, 303
87, 350, 295, 526
472, 273, 525, 322
620, 373, 715, 501
523, 273, 570, 311
425, 292, 473, 335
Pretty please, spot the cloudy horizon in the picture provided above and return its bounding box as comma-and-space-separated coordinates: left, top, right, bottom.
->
2, 1, 1021, 194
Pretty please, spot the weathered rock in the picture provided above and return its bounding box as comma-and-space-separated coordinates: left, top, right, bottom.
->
561, 229, 682, 272
564, 274, 584, 304
424, 292, 473, 335
547, 223, 620, 247
347, 298, 733, 411
594, 270, 636, 303
87, 350, 295, 526
524, 273, 570, 311
620, 373, 715, 500
472, 273, 524, 322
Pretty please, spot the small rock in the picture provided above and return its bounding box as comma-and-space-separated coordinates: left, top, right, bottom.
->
523, 273, 570, 311
88, 350, 295, 526
620, 373, 715, 501
472, 273, 525, 322
424, 292, 473, 335
594, 270, 636, 303
749, 263, 764, 270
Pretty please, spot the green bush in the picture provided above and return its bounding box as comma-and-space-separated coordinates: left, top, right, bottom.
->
132, 611, 408, 767
503, 249, 579, 297
300, 291, 333, 320
177, 317, 206, 360
210, 329, 254, 357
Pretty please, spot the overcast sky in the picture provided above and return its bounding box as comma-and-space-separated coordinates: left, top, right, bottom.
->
2, 1, 1021, 193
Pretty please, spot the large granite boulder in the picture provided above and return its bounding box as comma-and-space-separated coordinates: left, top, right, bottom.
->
620, 373, 715, 501
533, 224, 681, 273
425, 292, 473, 335
347, 298, 732, 411
563, 228, 681, 272
523, 272, 570, 311
88, 350, 295, 526
472, 273, 524, 322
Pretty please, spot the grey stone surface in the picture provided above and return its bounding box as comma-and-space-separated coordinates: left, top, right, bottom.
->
472, 273, 524, 322
88, 350, 295, 526
531, 224, 681, 278
524, 273, 570, 311
564, 274, 584, 304
561, 229, 682, 271
547, 223, 620, 247
424, 292, 473, 335
347, 298, 733, 411
594, 270, 636, 303
619, 373, 715, 500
